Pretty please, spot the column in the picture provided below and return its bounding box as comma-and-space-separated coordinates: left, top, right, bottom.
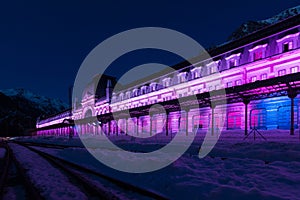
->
108, 120, 111, 136
116, 120, 119, 136
243, 98, 250, 136
150, 114, 153, 136
288, 89, 297, 135
165, 111, 169, 136
185, 109, 189, 136
288, 88, 297, 135
210, 103, 216, 136
136, 117, 139, 136
126, 118, 128, 135
99, 123, 103, 135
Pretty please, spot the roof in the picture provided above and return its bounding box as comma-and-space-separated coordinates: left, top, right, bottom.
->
116, 14, 300, 91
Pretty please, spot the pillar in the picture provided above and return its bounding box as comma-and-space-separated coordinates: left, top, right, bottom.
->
126, 118, 128, 135
243, 98, 250, 136
150, 115, 153, 136
185, 109, 189, 136
288, 91, 297, 135
166, 111, 169, 136
108, 120, 111, 136
210, 103, 216, 136
288, 89, 297, 135
116, 120, 119, 136
136, 117, 139, 136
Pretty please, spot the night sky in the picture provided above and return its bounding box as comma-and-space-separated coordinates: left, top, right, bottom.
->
1, 1, 300, 103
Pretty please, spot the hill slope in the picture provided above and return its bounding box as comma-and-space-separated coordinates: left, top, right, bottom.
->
0, 88, 68, 136
228, 5, 300, 41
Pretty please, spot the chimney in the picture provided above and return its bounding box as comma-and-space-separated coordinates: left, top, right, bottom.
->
106, 79, 112, 101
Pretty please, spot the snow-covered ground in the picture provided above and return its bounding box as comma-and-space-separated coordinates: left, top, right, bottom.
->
9, 143, 87, 200
12, 130, 300, 200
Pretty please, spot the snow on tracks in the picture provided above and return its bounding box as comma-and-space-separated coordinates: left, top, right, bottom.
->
8, 143, 87, 200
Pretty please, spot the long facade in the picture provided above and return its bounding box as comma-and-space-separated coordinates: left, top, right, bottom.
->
36, 15, 300, 137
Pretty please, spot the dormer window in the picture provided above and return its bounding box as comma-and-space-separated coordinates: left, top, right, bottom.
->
119, 93, 124, 101
207, 60, 220, 74
210, 66, 217, 74
141, 86, 148, 94
162, 77, 171, 87
191, 67, 201, 79
249, 44, 268, 62
225, 53, 241, 69
133, 89, 139, 97
125, 91, 131, 99
229, 60, 237, 68
283, 42, 293, 52
254, 51, 263, 61
276, 32, 299, 53
177, 72, 187, 83
150, 82, 157, 92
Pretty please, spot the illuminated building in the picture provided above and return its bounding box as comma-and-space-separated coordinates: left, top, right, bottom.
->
36, 15, 300, 137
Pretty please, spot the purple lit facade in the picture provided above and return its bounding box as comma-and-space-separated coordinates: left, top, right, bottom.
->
36, 16, 300, 137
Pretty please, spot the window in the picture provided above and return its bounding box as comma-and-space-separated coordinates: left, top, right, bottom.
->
133, 89, 139, 97
227, 82, 232, 87
283, 42, 293, 52
177, 72, 187, 83
210, 66, 217, 74
141, 86, 148, 94
150, 83, 157, 92
261, 74, 267, 80
162, 78, 171, 87
249, 44, 267, 62
291, 66, 298, 73
119, 93, 124, 101
126, 92, 131, 99
278, 69, 286, 76
251, 76, 257, 82
235, 80, 242, 86
225, 53, 241, 69
207, 61, 219, 75
229, 59, 237, 68
191, 67, 201, 79
254, 51, 262, 61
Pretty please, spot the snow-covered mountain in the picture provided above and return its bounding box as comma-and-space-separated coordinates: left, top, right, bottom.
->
0, 88, 68, 114
0, 88, 68, 136
228, 5, 300, 41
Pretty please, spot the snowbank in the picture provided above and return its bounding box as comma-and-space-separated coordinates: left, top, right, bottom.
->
9, 143, 87, 200
27, 133, 300, 200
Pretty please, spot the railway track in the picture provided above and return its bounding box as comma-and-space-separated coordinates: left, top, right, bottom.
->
12, 140, 82, 149
10, 142, 169, 200
0, 142, 42, 200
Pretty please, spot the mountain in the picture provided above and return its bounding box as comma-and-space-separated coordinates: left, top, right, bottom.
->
227, 5, 300, 41
0, 88, 68, 136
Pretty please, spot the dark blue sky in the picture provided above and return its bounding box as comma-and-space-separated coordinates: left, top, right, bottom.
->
1, 0, 300, 103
